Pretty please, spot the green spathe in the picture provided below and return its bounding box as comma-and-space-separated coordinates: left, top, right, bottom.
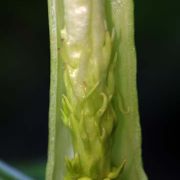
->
46, 0, 148, 180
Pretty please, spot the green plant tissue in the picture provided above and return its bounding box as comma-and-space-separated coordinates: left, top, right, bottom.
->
46, 0, 148, 179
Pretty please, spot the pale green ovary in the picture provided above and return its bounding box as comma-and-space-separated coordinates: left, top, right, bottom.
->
61, 0, 124, 179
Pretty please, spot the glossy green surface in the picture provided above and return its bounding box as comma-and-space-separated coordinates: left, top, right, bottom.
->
46, 0, 147, 179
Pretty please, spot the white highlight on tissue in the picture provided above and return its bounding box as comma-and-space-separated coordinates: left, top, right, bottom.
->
63, 0, 91, 44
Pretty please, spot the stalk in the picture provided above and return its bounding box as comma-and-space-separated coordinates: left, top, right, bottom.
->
46, 0, 148, 180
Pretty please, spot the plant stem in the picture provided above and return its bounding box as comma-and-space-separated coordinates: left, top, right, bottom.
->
46, 0, 148, 180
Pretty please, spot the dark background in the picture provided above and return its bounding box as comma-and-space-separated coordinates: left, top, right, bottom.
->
1, 0, 180, 179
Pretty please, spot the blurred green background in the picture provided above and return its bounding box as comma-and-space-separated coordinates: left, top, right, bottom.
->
0, 0, 180, 179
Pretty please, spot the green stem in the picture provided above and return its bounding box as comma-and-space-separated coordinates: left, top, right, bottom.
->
46, 0, 148, 180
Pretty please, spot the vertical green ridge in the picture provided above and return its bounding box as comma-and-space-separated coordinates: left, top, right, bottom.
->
111, 0, 147, 179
